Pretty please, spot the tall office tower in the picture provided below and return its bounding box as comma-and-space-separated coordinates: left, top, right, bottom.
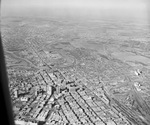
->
56, 85, 60, 94
61, 79, 66, 90
43, 85, 46, 92
14, 90, 18, 98
47, 85, 52, 95
35, 87, 38, 96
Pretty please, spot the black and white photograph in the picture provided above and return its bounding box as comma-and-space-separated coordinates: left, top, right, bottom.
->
1, 0, 150, 125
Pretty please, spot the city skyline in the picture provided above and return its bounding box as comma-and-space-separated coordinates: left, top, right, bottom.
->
1, 0, 150, 125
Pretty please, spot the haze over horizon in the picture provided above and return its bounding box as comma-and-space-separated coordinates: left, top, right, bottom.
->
1, 0, 149, 22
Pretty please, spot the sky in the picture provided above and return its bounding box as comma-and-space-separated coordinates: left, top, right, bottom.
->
1, 0, 149, 21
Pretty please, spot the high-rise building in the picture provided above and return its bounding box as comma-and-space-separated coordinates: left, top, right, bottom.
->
56, 85, 60, 94
47, 85, 52, 95
14, 90, 18, 98
35, 87, 38, 96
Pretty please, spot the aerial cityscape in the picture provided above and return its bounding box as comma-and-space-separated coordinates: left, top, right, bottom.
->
1, 0, 150, 125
